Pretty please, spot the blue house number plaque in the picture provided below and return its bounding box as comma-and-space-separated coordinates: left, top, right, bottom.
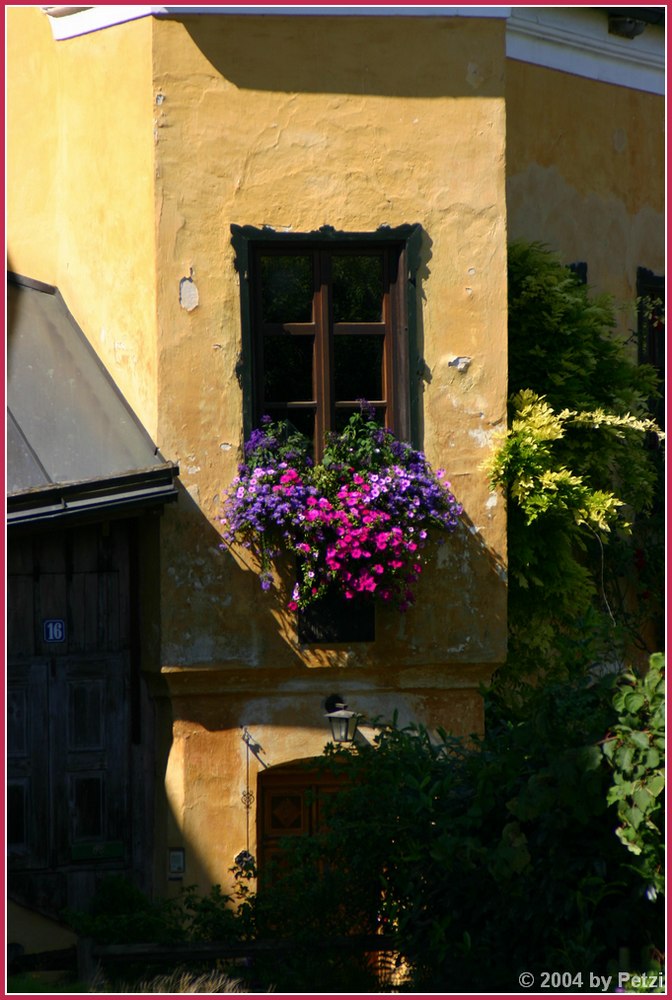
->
43, 618, 66, 642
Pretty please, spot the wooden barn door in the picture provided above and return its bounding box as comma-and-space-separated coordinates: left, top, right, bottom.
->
6, 521, 143, 915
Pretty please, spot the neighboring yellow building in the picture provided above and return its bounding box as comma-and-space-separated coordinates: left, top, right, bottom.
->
6, 4, 664, 959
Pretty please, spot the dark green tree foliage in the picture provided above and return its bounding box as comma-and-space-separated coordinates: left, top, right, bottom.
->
67, 660, 665, 993
488, 242, 663, 683
507, 242, 657, 417
65, 879, 241, 946
261, 666, 663, 992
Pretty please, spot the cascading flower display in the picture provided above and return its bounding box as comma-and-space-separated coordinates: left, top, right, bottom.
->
220, 405, 462, 612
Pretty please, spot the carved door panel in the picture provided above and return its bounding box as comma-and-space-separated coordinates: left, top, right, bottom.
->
53, 655, 130, 867
257, 763, 345, 879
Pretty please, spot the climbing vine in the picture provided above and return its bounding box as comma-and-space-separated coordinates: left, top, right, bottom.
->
486, 242, 664, 683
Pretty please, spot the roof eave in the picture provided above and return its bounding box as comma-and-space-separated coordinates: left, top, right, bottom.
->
6, 463, 180, 528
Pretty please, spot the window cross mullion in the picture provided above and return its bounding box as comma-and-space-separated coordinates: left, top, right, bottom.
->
314, 250, 332, 459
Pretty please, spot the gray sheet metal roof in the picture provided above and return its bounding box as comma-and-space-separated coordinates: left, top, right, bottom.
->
6, 274, 179, 525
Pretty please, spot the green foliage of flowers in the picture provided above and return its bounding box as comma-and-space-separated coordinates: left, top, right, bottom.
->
602, 653, 665, 899
220, 406, 462, 612
486, 242, 664, 682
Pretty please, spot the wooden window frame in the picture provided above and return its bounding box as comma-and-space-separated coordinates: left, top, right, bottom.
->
231, 224, 423, 458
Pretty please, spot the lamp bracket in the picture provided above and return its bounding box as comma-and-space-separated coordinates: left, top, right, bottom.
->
241, 726, 268, 768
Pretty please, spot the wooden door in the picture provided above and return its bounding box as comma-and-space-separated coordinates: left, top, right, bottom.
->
7, 662, 51, 872
6, 522, 140, 915
257, 762, 345, 879
8, 656, 130, 859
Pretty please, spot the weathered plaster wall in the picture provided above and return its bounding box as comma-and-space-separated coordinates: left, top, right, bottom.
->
150, 14, 509, 892
506, 60, 665, 312
152, 13, 508, 667
7, 7, 510, 901
6, 7, 59, 283
6, 6, 160, 437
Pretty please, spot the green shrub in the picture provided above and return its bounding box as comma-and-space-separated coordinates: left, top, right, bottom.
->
602, 653, 665, 899
64, 877, 241, 947
486, 242, 664, 686
256, 666, 664, 992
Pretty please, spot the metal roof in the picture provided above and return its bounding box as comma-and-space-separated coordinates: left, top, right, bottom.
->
6, 274, 179, 526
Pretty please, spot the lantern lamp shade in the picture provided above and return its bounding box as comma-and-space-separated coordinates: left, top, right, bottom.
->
324, 695, 359, 743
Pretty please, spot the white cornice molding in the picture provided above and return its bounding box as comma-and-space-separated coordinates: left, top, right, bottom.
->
506, 7, 665, 95
39, 4, 511, 40
39, 3, 512, 39
40, 5, 167, 39
38, 2, 666, 96
146, 5, 511, 14
39, 6, 92, 15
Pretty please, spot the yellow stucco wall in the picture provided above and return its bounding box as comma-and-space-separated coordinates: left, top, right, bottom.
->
506, 60, 665, 310
8, 8, 510, 901
6, 7, 59, 284
9, 6, 662, 914
152, 13, 508, 663
6, 6, 160, 436
149, 13, 508, 892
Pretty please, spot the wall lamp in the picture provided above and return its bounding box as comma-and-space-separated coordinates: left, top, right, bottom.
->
324, 694, 360, 744
607, 14, 647, 39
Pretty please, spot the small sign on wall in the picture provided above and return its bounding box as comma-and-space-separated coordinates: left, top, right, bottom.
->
168, 847, 185, 880
43, 619, 66, 643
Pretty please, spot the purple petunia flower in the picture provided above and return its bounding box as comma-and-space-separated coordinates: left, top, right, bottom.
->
220, 408, 462, 611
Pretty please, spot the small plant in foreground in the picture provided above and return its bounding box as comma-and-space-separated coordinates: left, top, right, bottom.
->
90, 968, 258, 993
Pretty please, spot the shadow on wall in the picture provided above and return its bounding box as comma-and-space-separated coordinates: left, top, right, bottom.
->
158, 484, 506, 890
162, 467, 507, 673
176, 13, 504, 98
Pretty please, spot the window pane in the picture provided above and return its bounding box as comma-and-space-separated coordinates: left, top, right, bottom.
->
298, 583, 375, 643
332, 255, 384, 322
265, 407, 316, 450
334, 334, 384, 401
263, 335, 314, 402
260, 255, 313, 323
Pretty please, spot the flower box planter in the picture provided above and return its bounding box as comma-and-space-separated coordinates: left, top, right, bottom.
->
297, 585, 376, 644
220, 406, 462, 625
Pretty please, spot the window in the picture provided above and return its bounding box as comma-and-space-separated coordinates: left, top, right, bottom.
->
636, 267, 665, 433
568, 260, 588, 285
232, 224, 422, 459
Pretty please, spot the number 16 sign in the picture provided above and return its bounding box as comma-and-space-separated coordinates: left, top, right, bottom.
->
43, 619, 66, 642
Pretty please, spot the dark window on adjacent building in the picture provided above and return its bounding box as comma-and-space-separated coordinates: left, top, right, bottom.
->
568, 260, 588, 285
232, 224, 422, 460
636, 268, 665, 432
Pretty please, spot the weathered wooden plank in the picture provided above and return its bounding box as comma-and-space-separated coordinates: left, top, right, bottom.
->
92, 935, 395, 961
7, 575, 35, 657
